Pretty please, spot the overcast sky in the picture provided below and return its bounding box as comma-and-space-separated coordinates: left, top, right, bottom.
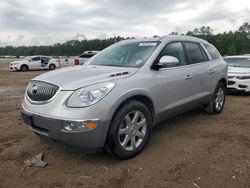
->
0, 0, 249, 46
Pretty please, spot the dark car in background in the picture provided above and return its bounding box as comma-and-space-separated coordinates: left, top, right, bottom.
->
74, 51, 99, 65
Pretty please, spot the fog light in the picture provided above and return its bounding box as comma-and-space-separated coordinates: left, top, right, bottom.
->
86, 121, 97, 129
62, 120, 97, 132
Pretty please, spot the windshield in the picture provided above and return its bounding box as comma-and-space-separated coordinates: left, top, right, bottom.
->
88, 41, 160, 67
224, 58, 250, 68
24, 56, 31, 61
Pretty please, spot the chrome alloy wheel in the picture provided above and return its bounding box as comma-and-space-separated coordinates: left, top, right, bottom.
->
118, 111, 147, 151
215, 87, 225, 111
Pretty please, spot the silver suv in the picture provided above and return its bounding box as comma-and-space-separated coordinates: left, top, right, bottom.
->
22, 35, 227, 159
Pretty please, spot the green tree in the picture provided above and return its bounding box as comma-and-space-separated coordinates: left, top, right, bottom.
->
227, 44, 237, 55
239, 22, 250, 37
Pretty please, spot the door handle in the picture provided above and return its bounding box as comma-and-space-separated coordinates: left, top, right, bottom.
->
209, 69, 215, 74
186, 75, 192, 80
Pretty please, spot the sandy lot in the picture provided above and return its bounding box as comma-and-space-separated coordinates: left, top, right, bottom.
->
0, 59, 249, 188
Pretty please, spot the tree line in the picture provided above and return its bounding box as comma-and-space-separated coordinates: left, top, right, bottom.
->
0, 36, 125, 57
0, 23, 250, 57
186, 22, 250, 55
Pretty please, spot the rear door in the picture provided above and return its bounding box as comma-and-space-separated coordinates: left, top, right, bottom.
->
202, 43, 223, 94
41, 57, 50, 68
183, 42, 212, 103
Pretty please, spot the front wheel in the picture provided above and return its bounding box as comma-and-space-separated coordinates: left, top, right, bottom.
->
204, 83, 226, 114
105, 100, 152, 159
20, 65, 28, 72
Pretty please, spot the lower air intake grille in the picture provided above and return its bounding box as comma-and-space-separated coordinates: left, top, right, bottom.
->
228, 81, 236, 85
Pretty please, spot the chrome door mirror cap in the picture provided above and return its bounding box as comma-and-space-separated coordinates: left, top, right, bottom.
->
158, 56, 179, 67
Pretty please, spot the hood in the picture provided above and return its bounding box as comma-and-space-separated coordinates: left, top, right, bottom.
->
228, 66, 250, 75
10, 60, 26, 64
32, 65, 138, 90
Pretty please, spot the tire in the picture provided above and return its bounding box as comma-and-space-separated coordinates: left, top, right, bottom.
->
204, 83, 226, 114
105, 100, 152, 159
20, 65, 28, 72
49, 64, 56, 70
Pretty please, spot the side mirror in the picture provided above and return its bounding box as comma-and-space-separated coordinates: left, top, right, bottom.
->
158, 56, 179, 68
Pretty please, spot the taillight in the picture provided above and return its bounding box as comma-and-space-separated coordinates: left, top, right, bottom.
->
56, 59, 61, 67
74, 59, 79, 65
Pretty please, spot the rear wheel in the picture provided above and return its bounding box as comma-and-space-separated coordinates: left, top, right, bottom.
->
105, 100, 152, 159
204, 83, 226, 114
49, 64, 56, 70
20, 65, 28, 72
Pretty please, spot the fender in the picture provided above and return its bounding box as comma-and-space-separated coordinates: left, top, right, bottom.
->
107, 88, 157, 124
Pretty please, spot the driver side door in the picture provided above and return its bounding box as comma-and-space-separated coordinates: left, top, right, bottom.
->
154, 42, 199, 120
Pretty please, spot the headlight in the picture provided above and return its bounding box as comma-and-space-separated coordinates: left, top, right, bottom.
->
67, 82, 116, 107
236, 76, 250, 80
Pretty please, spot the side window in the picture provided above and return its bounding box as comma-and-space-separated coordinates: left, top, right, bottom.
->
41, 57, 50, 64
32, 57, 41, 61
185, 42, 205, 64
204, 43, 221, 60
200, 46, 209, 61
159, 42, 187, 66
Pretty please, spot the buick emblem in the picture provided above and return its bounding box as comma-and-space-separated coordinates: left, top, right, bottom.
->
31, 84, 38, 94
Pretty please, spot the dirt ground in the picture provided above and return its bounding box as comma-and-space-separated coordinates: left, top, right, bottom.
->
0, 59, 249, 188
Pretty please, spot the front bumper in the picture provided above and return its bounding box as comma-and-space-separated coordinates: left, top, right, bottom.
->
21, 108, 109, 153
227, 76, 250, 93
10, 65, 18, 70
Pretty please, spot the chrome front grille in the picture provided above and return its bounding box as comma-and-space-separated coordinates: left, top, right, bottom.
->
27, 81, 59, 102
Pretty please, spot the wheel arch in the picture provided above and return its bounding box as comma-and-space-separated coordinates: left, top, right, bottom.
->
219, 78, 227, 87
49, 63, 56, 70
110, 94, 156, 126
20, 64, 29, 70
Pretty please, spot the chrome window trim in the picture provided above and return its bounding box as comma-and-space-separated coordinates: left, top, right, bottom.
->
156, 60, 213, 71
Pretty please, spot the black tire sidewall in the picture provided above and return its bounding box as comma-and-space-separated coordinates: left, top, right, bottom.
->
49, 64, 55, 70
212, 83, 226, 114
106, 100, 152, 159
21, 65, 28, 71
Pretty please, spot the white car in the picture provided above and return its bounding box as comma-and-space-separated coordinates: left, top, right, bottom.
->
10, 56, 60, 71
74, 51, 99, 65
224, 55, 250, 93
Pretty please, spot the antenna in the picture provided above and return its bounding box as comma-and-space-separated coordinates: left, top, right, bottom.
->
74, 34, 86, 41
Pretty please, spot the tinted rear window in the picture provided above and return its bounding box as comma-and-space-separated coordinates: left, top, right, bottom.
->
185, 43, 205, 64
204, 44, 221, 60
